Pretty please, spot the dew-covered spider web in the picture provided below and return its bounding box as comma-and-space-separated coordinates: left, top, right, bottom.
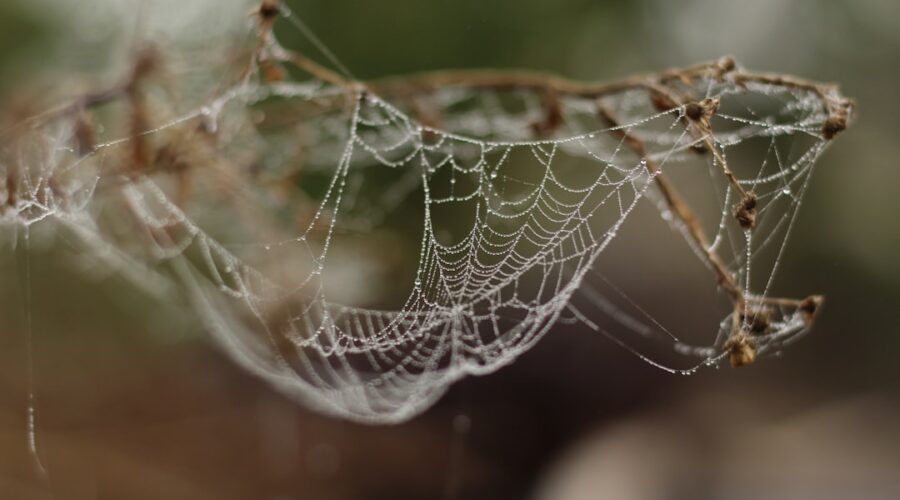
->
0, 0, 852, 422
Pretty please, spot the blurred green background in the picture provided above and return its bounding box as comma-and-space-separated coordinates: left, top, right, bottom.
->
1, 1, 898, 499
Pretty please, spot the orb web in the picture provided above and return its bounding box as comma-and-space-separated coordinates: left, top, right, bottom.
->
0, 0, 852, 422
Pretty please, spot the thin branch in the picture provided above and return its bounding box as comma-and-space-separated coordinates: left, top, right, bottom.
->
597, 104, 741, 301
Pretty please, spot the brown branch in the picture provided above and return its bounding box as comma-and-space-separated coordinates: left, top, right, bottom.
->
597, 104, 741, 302
364, 56, 852, 141
598, 100, 828, 362
368, 57, 739, 99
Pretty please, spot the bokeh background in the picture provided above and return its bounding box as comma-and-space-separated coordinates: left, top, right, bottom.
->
1, 0, 898, 499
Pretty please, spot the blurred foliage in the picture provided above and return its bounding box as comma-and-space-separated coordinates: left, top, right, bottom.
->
0, 2, 49, 96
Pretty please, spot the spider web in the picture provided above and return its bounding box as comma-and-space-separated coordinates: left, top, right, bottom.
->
0, 1, 852, 422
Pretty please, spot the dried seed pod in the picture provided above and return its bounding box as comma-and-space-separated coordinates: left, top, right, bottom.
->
798, 295, 824, 326
684, 97, 720, 122
822, 99, 852, 140
716, 56, 737, 74
822, 115, 846, 140
733, 191, 758, 230
258, 0, 280, 20
685, 102, 704, 121
740, 306, 773, 335
724, 332, 756, 367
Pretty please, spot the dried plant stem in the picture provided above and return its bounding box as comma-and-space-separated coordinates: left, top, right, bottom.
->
598, 105, 741, 302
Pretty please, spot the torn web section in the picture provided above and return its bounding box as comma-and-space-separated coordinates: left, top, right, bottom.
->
570, 74, 834, 370
1, 0, 261, 272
